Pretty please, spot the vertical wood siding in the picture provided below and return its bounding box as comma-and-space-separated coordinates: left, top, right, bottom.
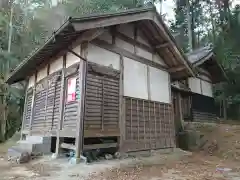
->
84, 62, 120, 131
30, 71, 62, 131
122, 97, 175, 152
32, 79, 48, 129
62, 75, 79, 129
45, 72, 62, 130
23, 88, 33, 130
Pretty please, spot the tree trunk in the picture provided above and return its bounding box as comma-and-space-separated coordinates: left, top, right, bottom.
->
186, 0, 193, 51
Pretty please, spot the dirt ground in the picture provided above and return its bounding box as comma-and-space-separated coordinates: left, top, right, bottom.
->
1, 123, 240, 180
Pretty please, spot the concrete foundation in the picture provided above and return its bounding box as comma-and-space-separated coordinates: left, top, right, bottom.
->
16, 136, 52, 154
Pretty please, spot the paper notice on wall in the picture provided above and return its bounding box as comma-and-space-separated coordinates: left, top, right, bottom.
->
67, 77, 77, 102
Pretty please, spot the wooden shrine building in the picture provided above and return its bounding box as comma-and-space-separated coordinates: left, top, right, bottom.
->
7, 7, 194, 161
172, 45, 226, 123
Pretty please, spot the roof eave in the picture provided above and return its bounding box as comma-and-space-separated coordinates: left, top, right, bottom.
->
6, 19, 72, 84
7, 7, 195, 84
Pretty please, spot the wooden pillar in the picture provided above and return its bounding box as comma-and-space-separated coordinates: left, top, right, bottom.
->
29, 72, 37, 135
75, 43, 87, 163
147, 65, 151, 100
54, 55, 66, 157
177, 93, 184, 130
119, 55, 124, 152
43, 64, 50, 129
20, 81, 29, 140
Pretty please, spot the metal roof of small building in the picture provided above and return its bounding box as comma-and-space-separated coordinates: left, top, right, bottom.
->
187, 45, 213, 64
186, 45, 227, 83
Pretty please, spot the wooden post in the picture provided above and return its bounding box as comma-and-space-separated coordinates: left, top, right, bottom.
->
29, 72, 37, 135
186, 0, 193, 51
44, 64, 50, 129
75, 43, 87, 163
101, 77, 105, 130
147, 65, 151, 100
119, 55, 124, 151
20, 81, 29, 140
177, 93, 184, 130
54, 55, 66, 157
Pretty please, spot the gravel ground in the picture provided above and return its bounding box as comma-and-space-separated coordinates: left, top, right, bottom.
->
0, 149, 240, 180
1, 123, 240, 180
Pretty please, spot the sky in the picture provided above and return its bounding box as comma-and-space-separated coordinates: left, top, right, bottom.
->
159, 0, 240, 23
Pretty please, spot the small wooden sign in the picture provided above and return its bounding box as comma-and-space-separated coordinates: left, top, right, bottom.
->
67, 77, 77, 102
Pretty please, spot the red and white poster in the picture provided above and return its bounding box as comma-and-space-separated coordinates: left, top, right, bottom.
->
67, 77, 77, 102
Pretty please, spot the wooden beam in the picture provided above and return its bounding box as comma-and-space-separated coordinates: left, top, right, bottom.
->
116, 31, 154, 53
147, 65, 151, 100
55, 55, 66, 157
155, 42, 169, 49
168, 65, 186, 73
177, 93, 184, 130
119, 55, 124, 152
133, 23, 138, 54
75, 43, 87, 162
152, 16, 195, 77
20, 81, 29, 140
197, 76, 212, 84
92, 39, 167, 72
61, 143, 76, 151
84, 143, 118, 150
61, 143, 118, 151
59, 128, 120, 138
29, 72, 37, 134
71, 11, 153, 32
110, 26, 117, 45
200, 78, 203, 94
197, 68, 212, 82
81, 28, 105, 42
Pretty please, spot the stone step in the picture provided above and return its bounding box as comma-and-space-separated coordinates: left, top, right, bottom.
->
25, 136, 51, 144
15, 136, 52, 154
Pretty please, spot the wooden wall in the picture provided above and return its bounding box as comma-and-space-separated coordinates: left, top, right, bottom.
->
22, 22, 176, 152
122, 97, 175, 152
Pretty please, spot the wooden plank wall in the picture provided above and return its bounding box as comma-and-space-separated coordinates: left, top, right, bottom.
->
181, 95, 191, 120
46, 72, 62, 130
122, 97, 175, 152
22, 88, 33, 130
32, 79, 48, 129
61, 64, 80, 130
192, 110, 217, 122
62, 75, 79, 130
84, 63, 120, 131
27, 71, 62, 131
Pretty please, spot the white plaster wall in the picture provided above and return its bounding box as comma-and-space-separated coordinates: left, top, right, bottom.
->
28, 74, 35, 88
118, 23, 134, 38
116, 38, 135, 53
149, 66, 170, 103
201, 80, 213, 97
153, 54, 166, 66
49, 56, 63, 74
188, 77, 201, 94
87, 44, 120, 70
66, 46, 81, 68
37, 66, 48, 82
98, 30, 112, 44
124, 57, 148, 100
136, 47, 153, 60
